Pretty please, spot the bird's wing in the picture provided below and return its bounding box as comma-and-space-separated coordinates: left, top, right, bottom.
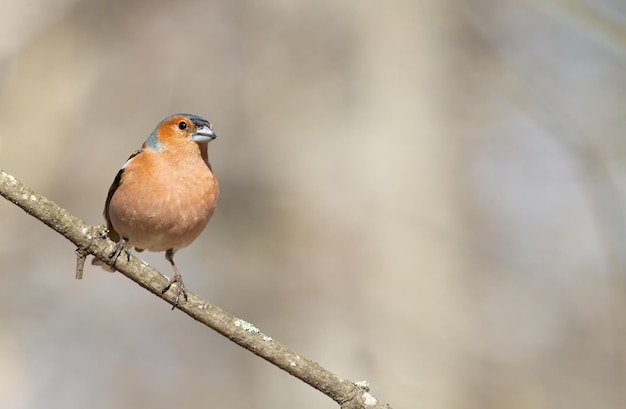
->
104, 149, 143, 241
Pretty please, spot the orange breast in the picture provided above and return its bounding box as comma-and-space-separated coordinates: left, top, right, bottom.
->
108, 148, 218, 252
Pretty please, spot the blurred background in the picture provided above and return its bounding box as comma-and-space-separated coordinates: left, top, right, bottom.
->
0, 0, 625, 408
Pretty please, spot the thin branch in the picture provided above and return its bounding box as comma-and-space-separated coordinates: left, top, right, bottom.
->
0, 169, 391, 409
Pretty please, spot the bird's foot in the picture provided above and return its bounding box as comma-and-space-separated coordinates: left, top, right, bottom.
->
161, 271, 188, 310
109, 238, 131, 266
92, 238, 130, 271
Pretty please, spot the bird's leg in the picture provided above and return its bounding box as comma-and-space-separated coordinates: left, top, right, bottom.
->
109, 237, 130, 267
162, 249, 188, 310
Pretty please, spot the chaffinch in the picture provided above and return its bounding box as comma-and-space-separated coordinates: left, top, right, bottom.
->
95, 113, 219, 309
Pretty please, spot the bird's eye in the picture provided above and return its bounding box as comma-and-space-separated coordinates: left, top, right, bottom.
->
178, 121, 187, 130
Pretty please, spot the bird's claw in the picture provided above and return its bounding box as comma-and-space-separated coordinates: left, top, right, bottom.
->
161, 272, 188, 310
109, 238, 131, 266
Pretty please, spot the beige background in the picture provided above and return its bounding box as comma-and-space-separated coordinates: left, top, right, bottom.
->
1, 1, 625, 408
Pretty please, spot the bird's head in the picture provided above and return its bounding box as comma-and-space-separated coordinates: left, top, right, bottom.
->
144, 113, 217, 152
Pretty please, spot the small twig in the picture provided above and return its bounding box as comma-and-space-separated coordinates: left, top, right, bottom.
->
75, 248, 87, 280
0, 169, 391, 409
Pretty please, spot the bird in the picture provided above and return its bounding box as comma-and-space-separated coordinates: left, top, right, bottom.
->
94, 113, 219, 309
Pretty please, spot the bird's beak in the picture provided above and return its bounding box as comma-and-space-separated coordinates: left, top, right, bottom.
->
192, 125, 217, 143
